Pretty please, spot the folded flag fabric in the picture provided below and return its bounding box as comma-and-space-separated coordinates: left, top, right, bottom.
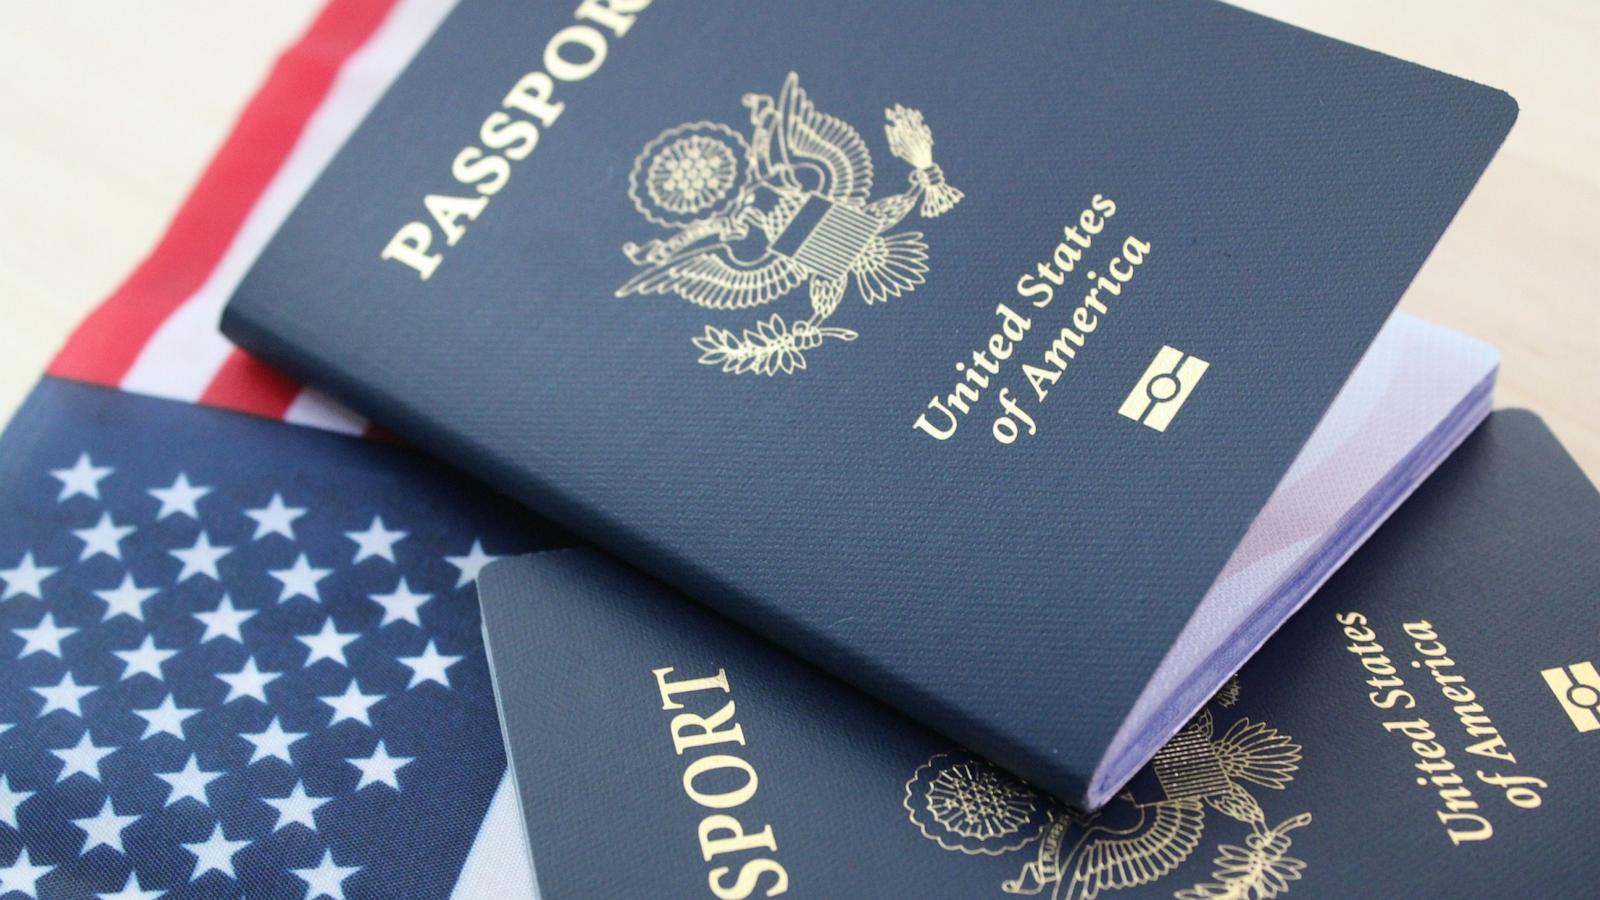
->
48, 0, 454, 435
16, 0, 568, 895
0, 378, 565, 899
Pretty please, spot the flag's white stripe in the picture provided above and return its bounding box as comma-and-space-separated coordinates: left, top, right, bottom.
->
120, 0, 456, 404
452, 769, 539, 899
283, 387, 368, 435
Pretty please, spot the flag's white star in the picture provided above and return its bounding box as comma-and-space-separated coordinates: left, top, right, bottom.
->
346, 516, 406, 564
0, 775, 33, 828
218, 656, 280, 704
398, 640, 462, 689
445, 539, 499, 589
264, 781, 329, 833
270, 554, 332, 603
72, 796, 138, 855
51, 452, 113, 501
293, 849, 361, 900
157, 755, 222, 807
170, 532, 232, 582
93, 574, 158, 623
15, 612, 76, 658
241, 716, 306, 765
369, 578, 432, 627
244, 493, 306, 541
0, 552, 57, 600
34, 672, 96, 718
148, 472, 211, 520
73, 512, 135, 562
0, 847, 52, 897
134, 695, 200, 740
194, 594, 256, 644
182, 823, 248, 883
320, 680, 383, 727
51, 732, 114, 783
114, 635, 176, 681
98, 872, 162, 900
297, 618, 360, 668
349, 740, 413, 791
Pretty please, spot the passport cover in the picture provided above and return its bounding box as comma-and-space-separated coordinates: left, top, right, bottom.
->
481, 411, 1599, 899
223, 0, 1518, 803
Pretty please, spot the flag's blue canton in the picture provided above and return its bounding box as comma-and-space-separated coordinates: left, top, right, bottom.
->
0, 379, 567, 899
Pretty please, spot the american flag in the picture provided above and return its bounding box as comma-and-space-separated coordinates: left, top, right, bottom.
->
0, 379, 567, 898
14, 1, 563, 890
5, 0, 560, 893
48, 0, 454, 435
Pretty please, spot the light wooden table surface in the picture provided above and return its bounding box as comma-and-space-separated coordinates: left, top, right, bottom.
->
3, 1, 1595, 473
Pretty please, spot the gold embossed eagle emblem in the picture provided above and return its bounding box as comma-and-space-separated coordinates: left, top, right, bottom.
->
616, 72, 963, 374
904, 681, 1314, 899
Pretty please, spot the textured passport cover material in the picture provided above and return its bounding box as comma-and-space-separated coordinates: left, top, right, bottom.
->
482, 411, 1598, 899
224, 0, 1517, 802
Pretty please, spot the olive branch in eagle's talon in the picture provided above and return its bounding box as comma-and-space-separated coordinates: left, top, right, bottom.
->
692, 314, 858, 375
1173, 813, 1312, 900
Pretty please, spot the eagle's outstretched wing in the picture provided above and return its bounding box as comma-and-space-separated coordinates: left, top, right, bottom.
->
615, 242, 807, 311
1065, 800, 1205, 900
1213, 718, 1300, 791
775, 72, 873, 204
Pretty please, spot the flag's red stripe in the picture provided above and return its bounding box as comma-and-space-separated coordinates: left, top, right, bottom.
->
48, 0, 399, 387
199, 349, 304, 418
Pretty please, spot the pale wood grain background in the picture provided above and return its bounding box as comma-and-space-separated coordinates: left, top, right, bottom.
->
2, 1, 1595, 473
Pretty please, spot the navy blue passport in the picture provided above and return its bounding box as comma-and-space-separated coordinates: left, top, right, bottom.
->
481, 411, 1599, 899
223, 0, 1517, 805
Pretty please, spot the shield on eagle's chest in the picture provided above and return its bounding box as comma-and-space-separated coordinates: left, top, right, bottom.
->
770, 194, 879, 282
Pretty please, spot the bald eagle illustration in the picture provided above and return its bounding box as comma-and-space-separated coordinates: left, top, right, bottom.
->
616, 72, 962, 374
1000, 710, 1303, 899
905, 694, 1309, 900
